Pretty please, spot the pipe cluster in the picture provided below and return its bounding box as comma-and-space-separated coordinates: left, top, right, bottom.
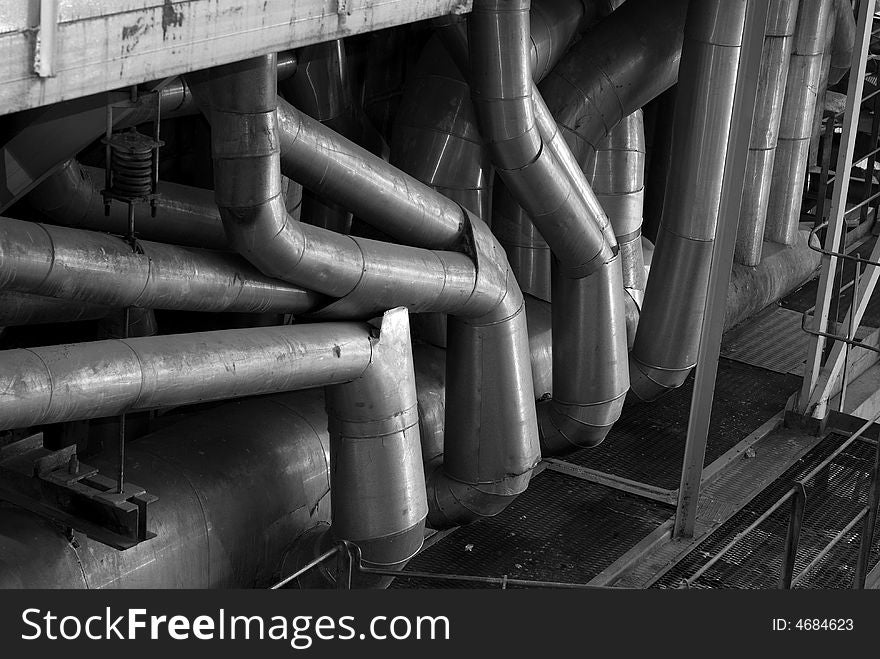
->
0, 0, 860, 588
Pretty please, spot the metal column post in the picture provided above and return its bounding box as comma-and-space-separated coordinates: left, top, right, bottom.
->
674, 0, 770, 538
798, 0, 879, 415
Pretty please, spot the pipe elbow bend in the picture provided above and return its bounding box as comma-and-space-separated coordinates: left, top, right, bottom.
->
628, 354, 691, 402
537, 392, 626, 455
425, 457, 535, 529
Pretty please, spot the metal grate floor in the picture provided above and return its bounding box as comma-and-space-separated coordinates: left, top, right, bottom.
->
721, 307, 810, 375
560, 359, 801, 490
655, 433, 880, 589
392, 471, 673, 588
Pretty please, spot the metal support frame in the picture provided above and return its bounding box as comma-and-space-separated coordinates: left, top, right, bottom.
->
673, 0, 769, 539
799, 0, 879, 416
680, 411, 880, 589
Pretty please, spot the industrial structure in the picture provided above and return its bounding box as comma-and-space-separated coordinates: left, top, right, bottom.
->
1, 0, 880, 589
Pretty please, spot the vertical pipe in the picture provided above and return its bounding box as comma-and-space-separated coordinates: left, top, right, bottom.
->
325, 308, 427, 585
736, 0, 800, 266
589, 110, 647, 347
766, 0, 833, 246
630, 0, 750, 401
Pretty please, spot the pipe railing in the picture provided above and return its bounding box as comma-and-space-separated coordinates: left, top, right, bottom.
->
272, 540, 614, 590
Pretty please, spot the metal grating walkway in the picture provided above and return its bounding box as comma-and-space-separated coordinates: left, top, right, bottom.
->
560, 359, 801, 490
393, 471, 673, 588
655, 433, 880, 589
721, 307, 810, 375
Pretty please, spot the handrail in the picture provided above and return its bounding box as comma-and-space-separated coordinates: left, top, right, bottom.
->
681, 411, 880, 589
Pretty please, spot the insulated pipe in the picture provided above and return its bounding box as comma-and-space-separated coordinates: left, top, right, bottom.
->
735, 0, 800, 267
282, 41, 360, 234
468, 0, 627, 451
468, 1, 613, 278
809, 11, 839, 173
539, 0, 687, 166
482, 0, 617, 300
277, 93, 465, 250
588, 110, 647, 348
0, 391, 332, 588
0, 291, 110, 326
0, 217, 321, 314
0, 322, 375, 430
202, 55, 539, 527
766, 0, 833, 246
28, 160, 229, 250
325, 308, 427, 581
629, 0, 749, 401
829, 0, 857, 85
390, 37, 493, 220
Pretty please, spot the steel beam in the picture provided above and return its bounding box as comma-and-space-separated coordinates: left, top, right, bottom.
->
0, 0, 472, 116
798, 0, 878, 414
674, 0, 769, 538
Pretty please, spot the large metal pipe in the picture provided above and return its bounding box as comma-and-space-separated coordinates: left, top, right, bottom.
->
588, 109, 647, 348
480, 0, 605, 299
829, 0, 857, 85
0, 322, 374, 430
28, 160, 229, 250
0, 291, 110, 326
0, 308, 427, 589
808, 0, 856, 166
735, 0, 800, 267
467, 0, 627, 451
390, 36, 493, 220
0, 390, 333, 588
202, 55, 539, 527
629, 0, 749, 401
539, 0, 687, 167
281, 40, 375, 235
0, 216, 321, 314
325, 308, 427, 579
765, 0, 833, 246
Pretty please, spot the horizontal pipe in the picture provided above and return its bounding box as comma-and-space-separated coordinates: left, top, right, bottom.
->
0, 322, 374, 430
0, 390, 332, 588
0, 216, 321, 314
28, 160, 229, 250
0, 291, 110, 326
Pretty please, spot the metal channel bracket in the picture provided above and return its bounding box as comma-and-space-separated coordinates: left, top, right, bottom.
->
0, 434, 157, 550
